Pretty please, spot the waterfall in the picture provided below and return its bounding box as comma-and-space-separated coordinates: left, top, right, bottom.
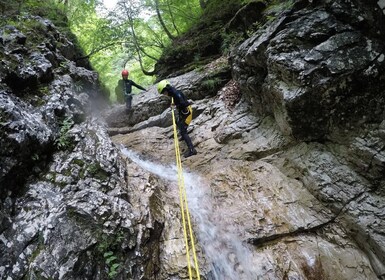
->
121, 148, 258, 280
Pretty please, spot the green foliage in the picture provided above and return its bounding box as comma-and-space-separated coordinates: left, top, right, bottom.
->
220, 31, 245, 55
68, 0, 203, 102
201, 0, 243, 24
2, 16, 47, 44
55, 117, 74, 150
39, 85, 50, 95
0, 0, 22, 17
97, 231, 125, 279
67, 209, 125, 279
103, 251, 120, 278
59, 60, 70, 71
1, 0, 83, 62
201, 77, 221, 91
22, 85, 50, 107
2, 0, 202, 102
21, 0, 68, 28
264, 0, 295, 16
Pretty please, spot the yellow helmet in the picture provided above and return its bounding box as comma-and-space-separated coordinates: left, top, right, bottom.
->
157, 79, 170, 94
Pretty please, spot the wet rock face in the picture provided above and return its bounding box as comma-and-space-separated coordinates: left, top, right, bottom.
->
0, 120, 163, 279
0, 16, 102, 198
231, 0, 385, 141
112, 93, 385, 279
1, 18, 61, 92
108, 1, 385, 279
0, 91, 54, 197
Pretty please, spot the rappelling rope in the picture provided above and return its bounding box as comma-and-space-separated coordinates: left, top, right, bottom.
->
171, 98, 201, 280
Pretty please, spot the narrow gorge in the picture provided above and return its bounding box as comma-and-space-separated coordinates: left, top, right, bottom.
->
1, 0, 385, 279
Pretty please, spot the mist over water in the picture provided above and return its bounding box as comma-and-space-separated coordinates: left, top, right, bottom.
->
121, 148, 257, 279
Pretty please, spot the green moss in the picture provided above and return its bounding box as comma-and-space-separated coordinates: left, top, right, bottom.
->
72, 158, 85, 167
88, 163, 100, 174
21, 0, 68, 28
221, 31, 245, 54
201, 77, 222, 91
24, 85, 50, 107
157, 0, 270, 76
1, 0, 84, 60
87, 163, 109, 181
79, 168, 86, 179
45, 172, 56, 182
202, 0, 244, 25
28, 233, 45, 263
264, 0, 295, 16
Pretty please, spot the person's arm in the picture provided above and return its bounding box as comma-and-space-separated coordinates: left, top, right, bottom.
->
131, 80, 147, 91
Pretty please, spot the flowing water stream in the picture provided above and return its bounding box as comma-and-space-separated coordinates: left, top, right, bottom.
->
121, 148, 258, 279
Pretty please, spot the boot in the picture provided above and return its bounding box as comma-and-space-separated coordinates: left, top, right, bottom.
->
183, 134, 197, 158
184, 147, 197, 158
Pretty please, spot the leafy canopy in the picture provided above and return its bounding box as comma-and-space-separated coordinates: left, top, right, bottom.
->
68, 0, 203, 102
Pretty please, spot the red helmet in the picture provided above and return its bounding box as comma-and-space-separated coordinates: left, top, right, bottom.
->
121, 69, 129, 77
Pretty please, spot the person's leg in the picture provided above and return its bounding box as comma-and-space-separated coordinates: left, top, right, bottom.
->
178, 115, 196, 158
125, 94, 133, 110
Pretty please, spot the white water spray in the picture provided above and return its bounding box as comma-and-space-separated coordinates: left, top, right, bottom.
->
121, 148, 257, 279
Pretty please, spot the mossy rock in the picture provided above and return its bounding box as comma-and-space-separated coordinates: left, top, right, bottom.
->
87, 163, 110, 181
155, 0, 271, 79
155, 0, 248, 79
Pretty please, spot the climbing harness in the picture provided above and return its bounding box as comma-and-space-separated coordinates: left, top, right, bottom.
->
171, 98, 201, 280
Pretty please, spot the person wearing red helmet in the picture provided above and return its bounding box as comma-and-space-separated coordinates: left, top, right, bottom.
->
115, 69, 147, 112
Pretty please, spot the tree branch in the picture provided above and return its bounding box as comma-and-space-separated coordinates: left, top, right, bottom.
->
75, 42, 122, 61
155, 0, 175, 40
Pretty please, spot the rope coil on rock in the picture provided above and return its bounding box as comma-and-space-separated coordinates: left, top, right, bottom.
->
171, 98, 201, 280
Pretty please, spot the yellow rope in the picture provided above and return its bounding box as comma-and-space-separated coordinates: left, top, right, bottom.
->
171, 99, 201, 280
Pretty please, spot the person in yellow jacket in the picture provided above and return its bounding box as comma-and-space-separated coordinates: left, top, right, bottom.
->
157, 80, 197, 158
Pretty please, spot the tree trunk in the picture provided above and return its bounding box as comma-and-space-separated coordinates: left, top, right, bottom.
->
167, 0, 179, 36
155, 0, 175, 40
127, 10, 156, 76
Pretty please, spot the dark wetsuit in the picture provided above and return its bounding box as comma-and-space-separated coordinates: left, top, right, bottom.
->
166, 86, 194, 152
115, 79, 146, 109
